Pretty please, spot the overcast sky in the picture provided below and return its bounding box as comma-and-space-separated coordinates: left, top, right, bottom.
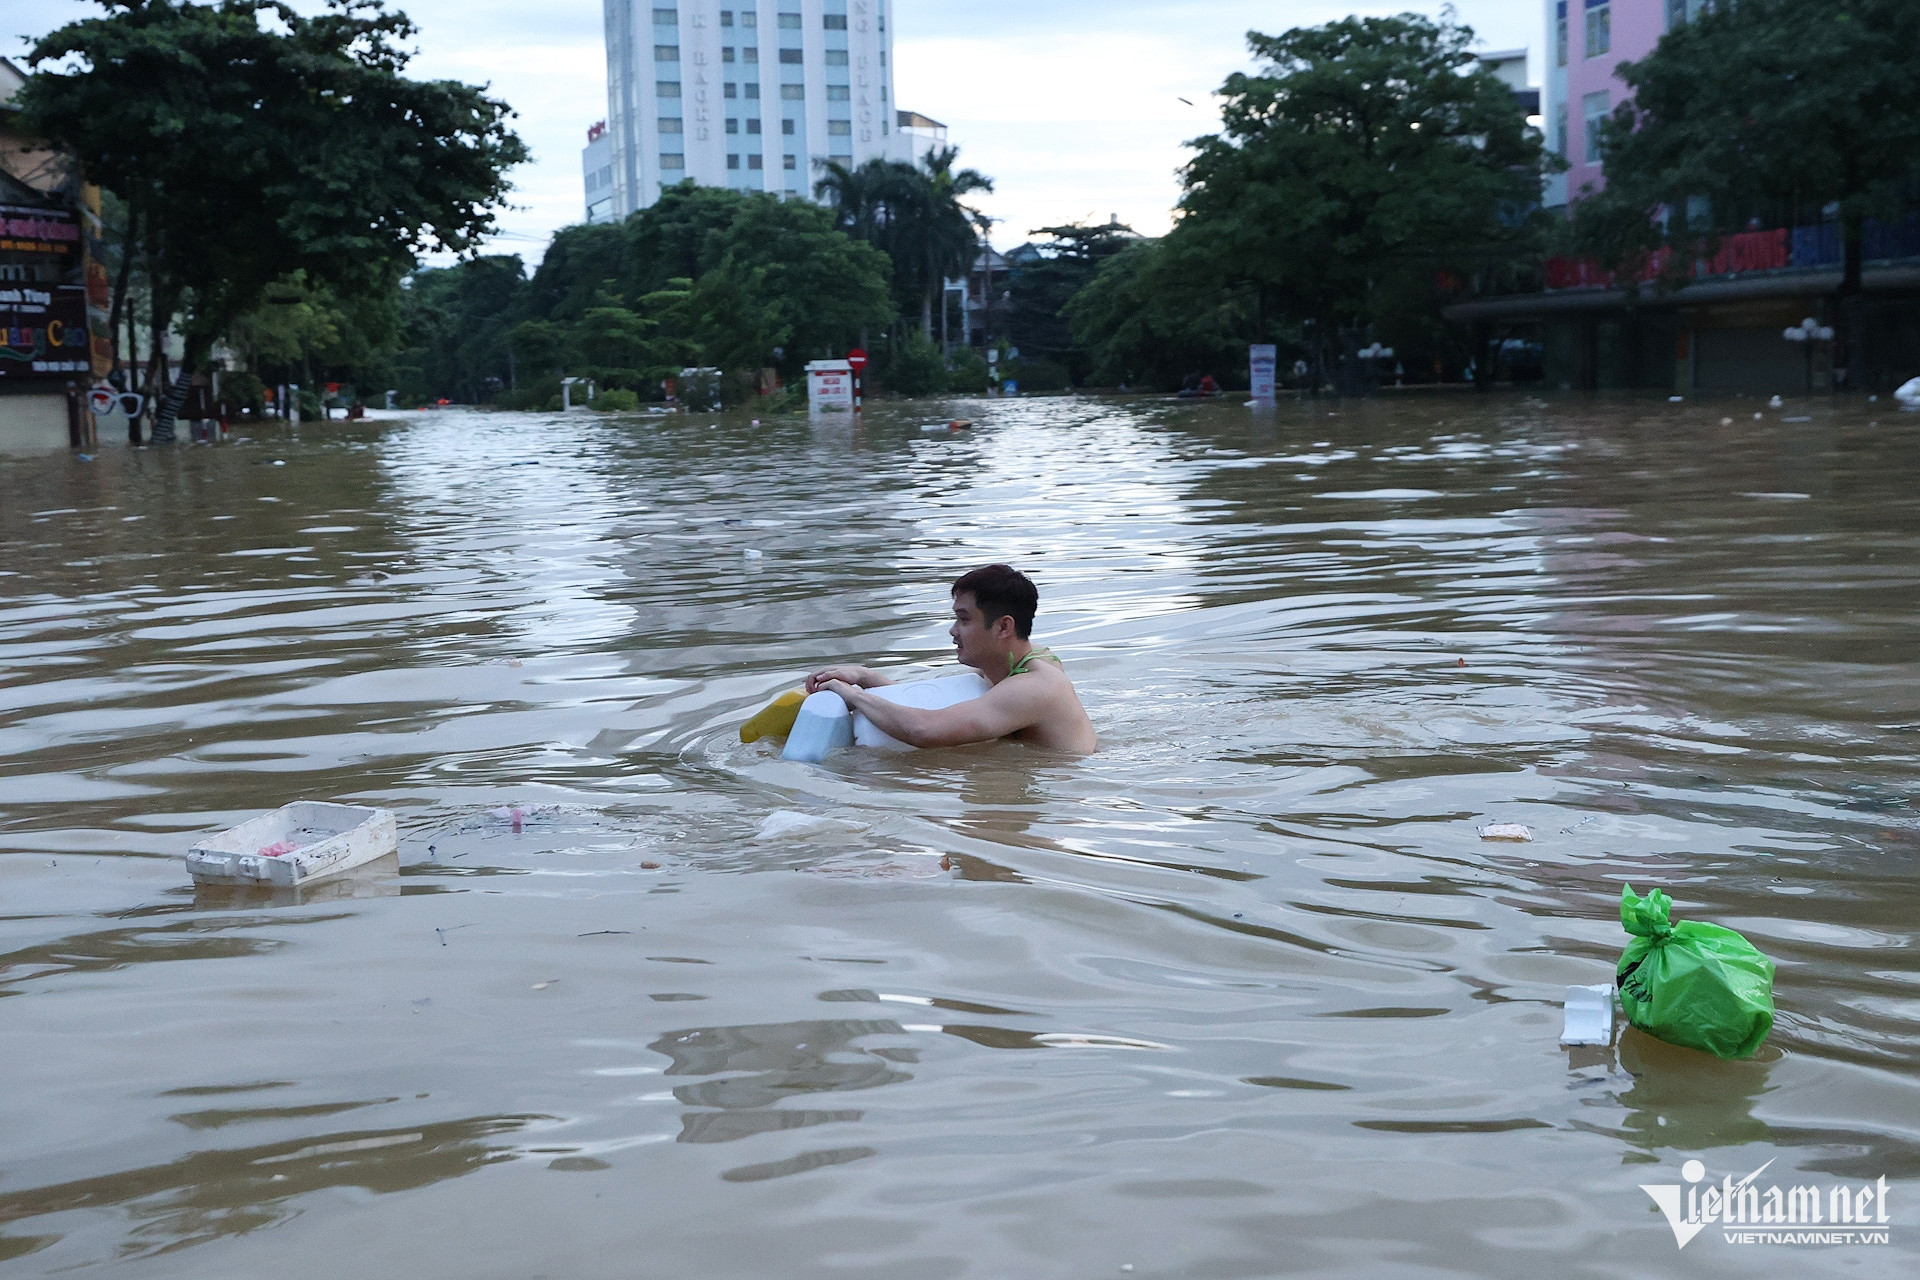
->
6, 1, 1542, 263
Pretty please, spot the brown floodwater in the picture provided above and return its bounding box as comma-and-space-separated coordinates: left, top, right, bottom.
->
1, 394, 1916, 1277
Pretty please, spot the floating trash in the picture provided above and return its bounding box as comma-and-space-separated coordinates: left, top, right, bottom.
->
187, 801, 397, 887
1479, 823, 1533, 842
754, 810, 868, 841
1560, 983, 1615, 1046
1618, 884, 1775, 1059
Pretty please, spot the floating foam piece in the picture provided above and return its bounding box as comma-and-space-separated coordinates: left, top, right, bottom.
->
755, 810, 868, 841
853, 672, 991, 749
187, 801, 397, 888
783, 690, 854, 762
1479, 823, 1534, 842
1561, 983, 1616, 1046
781, 673, 992, 762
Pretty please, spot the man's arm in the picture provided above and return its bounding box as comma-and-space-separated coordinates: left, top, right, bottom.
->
823, 677, 1047, 748
806, 665, 896, 694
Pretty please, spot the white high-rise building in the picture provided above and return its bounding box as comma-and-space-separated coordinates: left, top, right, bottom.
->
586, 1, 928, 222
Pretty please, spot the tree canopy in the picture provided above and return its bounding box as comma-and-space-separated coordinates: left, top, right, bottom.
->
394, 184, 894, 408
1181, 14, 1550, 359
18, 0, 526, 436
817, 146, 992, 335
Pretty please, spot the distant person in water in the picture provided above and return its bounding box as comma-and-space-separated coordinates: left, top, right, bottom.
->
807, 564, 1098, 753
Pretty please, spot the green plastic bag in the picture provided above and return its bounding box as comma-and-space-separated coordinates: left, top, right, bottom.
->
1616, 884, 1775, 1059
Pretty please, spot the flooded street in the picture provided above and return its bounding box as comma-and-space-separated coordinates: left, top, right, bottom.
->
2, 394, 1916, 1277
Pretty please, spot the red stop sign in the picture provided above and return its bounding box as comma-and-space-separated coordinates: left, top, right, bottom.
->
847, 348, 868, 371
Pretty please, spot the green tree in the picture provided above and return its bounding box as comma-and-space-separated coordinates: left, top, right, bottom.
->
817, 147, 992, 337
393, 255, 526, 403
1175, 13, 1551, 382
19, 0, 526, 440
1064, 238, 1258, 389
1007, 222, 1138, 384
1575, 0, 1920, 387
705, 195, 892, 372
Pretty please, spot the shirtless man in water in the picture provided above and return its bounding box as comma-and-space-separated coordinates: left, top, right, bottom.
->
807, 564, 1098, 753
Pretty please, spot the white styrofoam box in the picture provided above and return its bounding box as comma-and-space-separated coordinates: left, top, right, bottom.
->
1561, 983, 1617, 1046
853, 672, 992, 749
186, 801, 398, 887
782, 690, 855, 762
781, 672, 993, 762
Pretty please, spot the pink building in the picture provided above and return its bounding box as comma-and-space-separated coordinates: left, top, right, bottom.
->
1546, 0, 1709, 204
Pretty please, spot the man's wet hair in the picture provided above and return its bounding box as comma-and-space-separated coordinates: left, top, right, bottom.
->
952, 564, 1038, 640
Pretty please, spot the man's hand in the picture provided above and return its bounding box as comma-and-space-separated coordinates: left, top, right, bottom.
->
805, 665, 892, 694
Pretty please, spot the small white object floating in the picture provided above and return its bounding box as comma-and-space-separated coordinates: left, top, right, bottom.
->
1561, 983, 1616, 1046
187, 801, 398, 887
783, 672, 991, 763
1894, 377, 1920, 409
1478, 823, 1533, 842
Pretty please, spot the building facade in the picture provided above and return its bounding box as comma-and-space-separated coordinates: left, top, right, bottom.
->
1544, 0, 1712, 208
1449, 0, 1920, 395
590, 0, 912, 220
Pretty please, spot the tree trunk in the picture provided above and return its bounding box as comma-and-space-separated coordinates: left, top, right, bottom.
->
147, 282, 175, 442
151, 362, 193, 442
152, 333, 207, 442
1833, 209, 1864, 392
107, 207, 136, 375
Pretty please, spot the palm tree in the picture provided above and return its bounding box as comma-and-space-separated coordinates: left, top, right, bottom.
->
816, 146, 994, 342
913, 146, 994, 338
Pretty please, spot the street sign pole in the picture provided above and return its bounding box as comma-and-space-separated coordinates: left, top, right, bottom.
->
847, 348, 868, 409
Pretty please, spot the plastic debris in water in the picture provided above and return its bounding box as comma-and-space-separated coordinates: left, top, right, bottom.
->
1479, 823, 1533, 842
1618, 884, 1775, 1058
754, 810, 867, 841
1561, 983, 1615, 1046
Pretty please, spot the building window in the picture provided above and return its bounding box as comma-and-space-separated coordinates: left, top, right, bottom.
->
741, 10, 757, 27
779, 12, 801, 28
1582, 90, 1610, 163
655, 45, 679, 61
719, 9, 732, 25
724, 82, 737, 98
781, 84, 805, 100
722, 46, 734, 62
782, 118, 796, 135
747, 118, 762, 134
825, 49, 849, 66
827, 85, 850, 101
784, 154, 797, 170
779, 48, 803, 64
1554, 106, 1568, 156
744, 83, 760, 99
1556, 3, 1568, 66
728, 154, 740, 169
661, 153, 685, 170
824, 14, 847, 29
726, 117, 739, 134
748, 154, 764, 170
743, 47, 759, 63
659, 116, 684, 133
828, 119, 852, 136
657, 80, 681, 97
1586, 1, 1611, 58
653, 7, 677, 25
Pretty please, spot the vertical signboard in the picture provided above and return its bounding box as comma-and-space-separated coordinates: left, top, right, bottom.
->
1249, 344, 1278, 401
80, 186, 115, 378
0, 204, 91, 380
